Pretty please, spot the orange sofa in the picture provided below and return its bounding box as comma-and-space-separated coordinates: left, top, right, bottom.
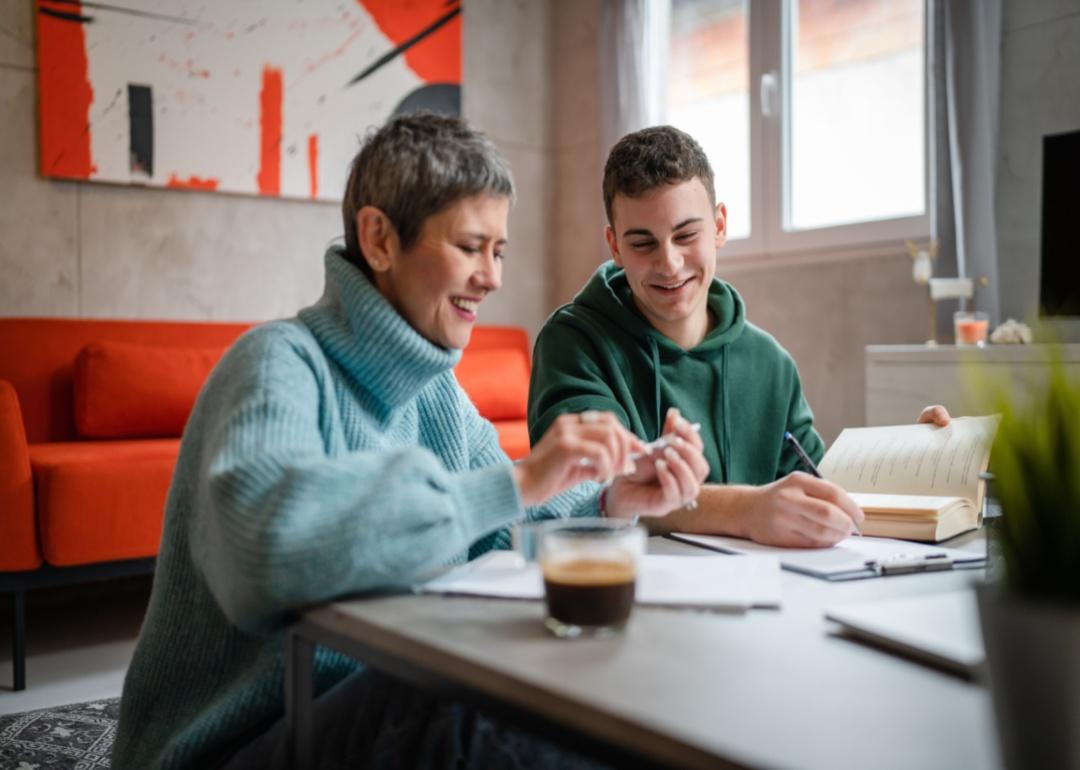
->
0, 317, 532, 690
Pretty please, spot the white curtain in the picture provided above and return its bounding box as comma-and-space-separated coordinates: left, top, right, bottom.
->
599, 0, 670, 156
931, 0, 1002, 323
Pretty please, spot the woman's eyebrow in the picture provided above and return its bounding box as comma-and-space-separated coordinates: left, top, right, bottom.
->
458, 231, 508, 246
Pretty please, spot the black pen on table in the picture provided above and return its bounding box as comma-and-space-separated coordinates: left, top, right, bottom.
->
783, 431, 862, 536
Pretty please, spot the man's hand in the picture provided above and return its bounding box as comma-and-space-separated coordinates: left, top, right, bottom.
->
653, 474, 864, 548
918, 404, 951, 427
736, 473, 864, 547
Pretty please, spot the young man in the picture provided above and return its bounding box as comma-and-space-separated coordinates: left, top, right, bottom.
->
528, 126, 948, 548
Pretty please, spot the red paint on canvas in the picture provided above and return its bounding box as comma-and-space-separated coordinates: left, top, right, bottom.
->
36, 0, 96, 178
307, 134, 319, 199
360, 0, 462, 84
257, 66, 283, 196
166, 174, 220, 190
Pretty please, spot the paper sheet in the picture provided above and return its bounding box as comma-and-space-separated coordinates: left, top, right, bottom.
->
421, 551, 782, 610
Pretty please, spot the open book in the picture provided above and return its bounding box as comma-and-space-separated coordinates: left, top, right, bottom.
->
818, 415, 1000, 542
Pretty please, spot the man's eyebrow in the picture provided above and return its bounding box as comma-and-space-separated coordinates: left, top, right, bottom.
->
622, 218, 703, 239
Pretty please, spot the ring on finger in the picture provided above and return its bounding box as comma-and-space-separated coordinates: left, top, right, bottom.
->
681, 498, 699, 511
579, 410, 602, 425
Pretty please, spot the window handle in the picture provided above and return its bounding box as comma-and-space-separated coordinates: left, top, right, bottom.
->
760, 71, 778, 118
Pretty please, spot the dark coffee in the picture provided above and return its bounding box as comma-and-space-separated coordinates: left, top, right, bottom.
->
542, 558, 636, 628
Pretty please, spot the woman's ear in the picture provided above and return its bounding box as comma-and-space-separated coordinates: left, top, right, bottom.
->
356, 206, 399, 273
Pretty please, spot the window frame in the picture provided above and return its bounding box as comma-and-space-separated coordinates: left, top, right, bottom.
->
668, 0, 933, 262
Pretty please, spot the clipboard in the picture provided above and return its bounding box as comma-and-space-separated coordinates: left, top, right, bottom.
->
669, 532, 986, 581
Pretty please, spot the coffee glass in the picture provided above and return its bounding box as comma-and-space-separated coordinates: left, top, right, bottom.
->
536, 519, 646, 638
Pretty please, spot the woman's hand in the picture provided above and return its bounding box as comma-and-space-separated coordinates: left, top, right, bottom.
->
604, 408, 710, 520
918, 404, 951, 427
513, 411, 645, 506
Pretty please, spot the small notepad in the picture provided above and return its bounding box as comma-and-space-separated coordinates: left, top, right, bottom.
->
421, 551, 782, 610
671, 532, 985, 581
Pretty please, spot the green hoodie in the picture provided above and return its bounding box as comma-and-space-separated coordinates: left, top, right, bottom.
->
528, 262, 824, 485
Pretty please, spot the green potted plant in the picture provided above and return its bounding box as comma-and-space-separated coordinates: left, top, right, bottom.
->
976, 352, 1080, 769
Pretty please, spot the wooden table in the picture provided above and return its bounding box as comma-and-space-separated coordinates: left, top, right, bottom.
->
286, 536, 1000, 769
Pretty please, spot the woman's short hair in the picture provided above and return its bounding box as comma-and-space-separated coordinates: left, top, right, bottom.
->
602, 125, 715, 226
341, 113, 514, 274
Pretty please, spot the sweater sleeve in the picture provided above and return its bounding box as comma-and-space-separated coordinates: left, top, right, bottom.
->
189, 336, 525, 634
528, 320, 632, 445
462, 384, 601, 558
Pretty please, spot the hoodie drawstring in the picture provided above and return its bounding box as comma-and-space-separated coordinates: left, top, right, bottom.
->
719, 348, 730, 482
650, 337, 662, 442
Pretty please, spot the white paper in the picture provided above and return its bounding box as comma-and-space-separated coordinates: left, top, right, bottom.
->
670, 533, 984, 578
421, 551, 782, 610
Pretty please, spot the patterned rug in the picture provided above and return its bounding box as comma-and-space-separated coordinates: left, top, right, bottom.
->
0, 699, 119, 769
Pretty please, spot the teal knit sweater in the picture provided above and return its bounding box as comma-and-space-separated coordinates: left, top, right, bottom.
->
112, 247, 598, 770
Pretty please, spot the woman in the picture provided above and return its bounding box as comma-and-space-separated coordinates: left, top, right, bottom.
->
111, 113, 707, 770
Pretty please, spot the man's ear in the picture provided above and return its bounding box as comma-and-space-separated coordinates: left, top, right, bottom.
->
714, 203, 728, 249
604, 226, 623, 267
356, 206, 399, 273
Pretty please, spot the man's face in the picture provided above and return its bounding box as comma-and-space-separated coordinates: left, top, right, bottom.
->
605, 179, 727, 345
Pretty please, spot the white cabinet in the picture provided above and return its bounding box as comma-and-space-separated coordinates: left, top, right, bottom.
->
865, 344, 1080, 426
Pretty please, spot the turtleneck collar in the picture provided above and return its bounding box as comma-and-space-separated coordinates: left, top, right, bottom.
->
298, 246, 462, 412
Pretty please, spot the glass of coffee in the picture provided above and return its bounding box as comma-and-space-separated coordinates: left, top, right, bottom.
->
537, 519, 646, 638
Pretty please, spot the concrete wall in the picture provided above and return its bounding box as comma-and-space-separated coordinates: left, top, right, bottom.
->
996, 0, 1080, 334
0, 0, 554, 334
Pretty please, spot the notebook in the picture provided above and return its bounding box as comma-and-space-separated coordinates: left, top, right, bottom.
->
421, 550, 783, 610
670, 532, 986, 581
825, 589, 985, 677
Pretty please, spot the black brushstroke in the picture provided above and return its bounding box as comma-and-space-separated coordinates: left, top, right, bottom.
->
346, 5, 460, 88
128, 83, 153, 177
38, 6, 94, 23
42, 0, 197, 25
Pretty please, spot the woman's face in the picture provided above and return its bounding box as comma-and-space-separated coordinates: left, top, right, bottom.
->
375, 194, 510, 350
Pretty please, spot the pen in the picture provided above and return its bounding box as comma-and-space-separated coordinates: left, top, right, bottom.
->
783, 431, 862, 536
783, 431, 821, 478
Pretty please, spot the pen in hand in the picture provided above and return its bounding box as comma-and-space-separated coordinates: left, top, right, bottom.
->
783, 431, 862, 536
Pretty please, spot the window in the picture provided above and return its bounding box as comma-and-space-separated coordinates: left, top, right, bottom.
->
666, 0, 929, 258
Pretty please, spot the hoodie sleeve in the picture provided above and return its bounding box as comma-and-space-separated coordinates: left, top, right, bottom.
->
528, 320, 633, 444
778, 361, 826, 477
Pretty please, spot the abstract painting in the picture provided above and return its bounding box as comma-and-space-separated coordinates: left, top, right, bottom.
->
35, 0, 462, 201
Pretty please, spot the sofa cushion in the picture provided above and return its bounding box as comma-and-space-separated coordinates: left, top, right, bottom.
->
455, 348, 530, 421
494, 419, 530, 461
29, 440, 179, 566
74, 340, 226, 439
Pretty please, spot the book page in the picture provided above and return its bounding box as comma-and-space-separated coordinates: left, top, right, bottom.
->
818, 415, 999, 500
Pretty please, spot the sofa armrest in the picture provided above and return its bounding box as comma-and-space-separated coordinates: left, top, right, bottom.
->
0, 380, 42, 571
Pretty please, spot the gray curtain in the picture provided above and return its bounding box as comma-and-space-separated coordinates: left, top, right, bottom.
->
931, 0, 1003, 326
599, 0, 669, 156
